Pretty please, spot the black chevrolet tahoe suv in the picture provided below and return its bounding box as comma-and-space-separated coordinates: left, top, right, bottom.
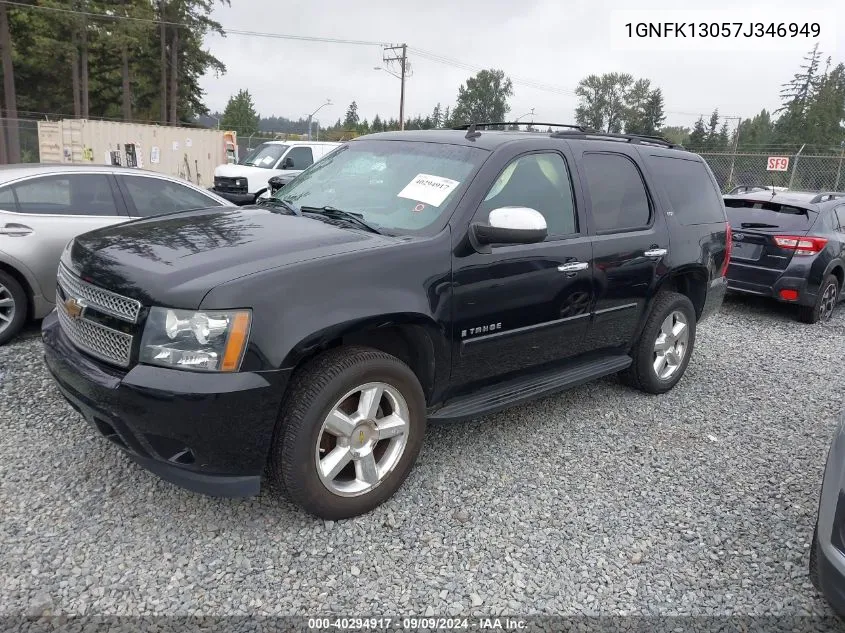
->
42, 125, 730, 519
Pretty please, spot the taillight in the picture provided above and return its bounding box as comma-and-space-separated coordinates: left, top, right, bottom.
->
721, 223, 732, 276
773, 235, 828, 256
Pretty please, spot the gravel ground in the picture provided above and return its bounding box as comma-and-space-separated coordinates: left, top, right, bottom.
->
1, 296, 844, 621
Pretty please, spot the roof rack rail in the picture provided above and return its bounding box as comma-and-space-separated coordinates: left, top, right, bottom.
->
451, 122, 592, 132
549, 129, 681, 149
809, 192, 845, 203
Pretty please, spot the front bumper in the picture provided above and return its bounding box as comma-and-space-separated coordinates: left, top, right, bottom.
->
814, 411, 845, 616
209, 188, 256, 206
41, 311, 290, 498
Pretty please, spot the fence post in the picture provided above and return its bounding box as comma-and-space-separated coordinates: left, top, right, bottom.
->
836, 142, 845, 191
787, 144, 805, 190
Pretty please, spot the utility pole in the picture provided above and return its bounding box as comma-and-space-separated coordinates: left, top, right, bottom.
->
0, 1, 19, 163
724, 116, 741, 190
788, 144, 805, 190
382, 44, 408, 130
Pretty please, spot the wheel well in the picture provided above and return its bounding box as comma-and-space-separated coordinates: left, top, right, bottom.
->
830, 265, 844, 290
0, 261, 33, 319
661, 269, 708, 319
297, 324, 437, 402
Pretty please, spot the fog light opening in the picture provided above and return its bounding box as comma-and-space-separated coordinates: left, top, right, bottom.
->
779, 289, 799, 301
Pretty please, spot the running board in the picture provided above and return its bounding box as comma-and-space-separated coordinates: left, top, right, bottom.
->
429, 355, 632, 423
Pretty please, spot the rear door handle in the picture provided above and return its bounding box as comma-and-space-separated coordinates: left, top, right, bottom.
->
558, 262, 589, 272
0, 223, 33, 236
644, 248, 667, 257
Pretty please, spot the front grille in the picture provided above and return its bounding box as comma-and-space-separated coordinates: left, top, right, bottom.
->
56, 293, 133, 367
214, 176, 247, 194
58, 263, 141, 323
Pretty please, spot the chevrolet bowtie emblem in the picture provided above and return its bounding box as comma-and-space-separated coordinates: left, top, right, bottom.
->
64, 297, 86, 319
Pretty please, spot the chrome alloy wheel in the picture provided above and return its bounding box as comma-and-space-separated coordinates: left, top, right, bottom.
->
0, 283, 15, 335
820, 282, 838, 322
315, 382, 410, 497
653, 310, 689, 380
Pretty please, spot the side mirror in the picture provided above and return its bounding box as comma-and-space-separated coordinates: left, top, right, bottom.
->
281, 157, 294, 170
469, 207, 548, 253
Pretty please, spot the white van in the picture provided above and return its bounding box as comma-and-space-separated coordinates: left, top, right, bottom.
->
211, 140, 340, 204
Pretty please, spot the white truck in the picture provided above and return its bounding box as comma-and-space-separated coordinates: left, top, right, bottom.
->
211, 140, 340, 205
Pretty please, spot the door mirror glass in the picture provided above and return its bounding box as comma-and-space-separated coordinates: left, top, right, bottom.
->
471, 206, 548, 248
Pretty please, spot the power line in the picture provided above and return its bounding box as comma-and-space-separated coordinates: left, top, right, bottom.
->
1, 1, 388, 46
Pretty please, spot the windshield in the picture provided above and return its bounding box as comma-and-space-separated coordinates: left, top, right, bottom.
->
273, 140, 488, 233
240, 143, 288, 168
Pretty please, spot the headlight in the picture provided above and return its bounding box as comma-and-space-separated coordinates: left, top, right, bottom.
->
140, 307, 251, 372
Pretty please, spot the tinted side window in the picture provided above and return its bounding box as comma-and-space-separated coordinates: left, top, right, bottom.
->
647, 155, 725, 225
0, 186, 16, 210
582, 153, 650, 232
11, 174, 119, 216
286, 147, 314, 170
121, 176, 221, 217
480, 153, 577, 236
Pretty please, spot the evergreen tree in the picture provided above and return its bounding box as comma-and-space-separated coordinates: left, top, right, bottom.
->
718, 121, 730, 148
372, 114, 383, 132
705, 109, 720, 148
344, 101, 359, 128
220, 88, 259, 135
642, 88, 665, 135
688, 117, 708, 149
431, 103, 442, 128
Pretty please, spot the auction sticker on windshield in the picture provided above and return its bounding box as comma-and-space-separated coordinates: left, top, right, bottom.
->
397, 173, 460, 207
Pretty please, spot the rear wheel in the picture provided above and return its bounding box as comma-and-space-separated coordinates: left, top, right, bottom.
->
270, 346, 426, 520
622, 291, 697, 394
798, 274, 839, 324
0, 270, 27, 346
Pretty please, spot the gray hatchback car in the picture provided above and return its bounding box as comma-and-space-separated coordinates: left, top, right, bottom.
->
0, 164, 232, 344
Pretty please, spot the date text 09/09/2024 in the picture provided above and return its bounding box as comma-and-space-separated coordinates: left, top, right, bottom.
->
624, 22, 820, 38
307, 617, 527, 630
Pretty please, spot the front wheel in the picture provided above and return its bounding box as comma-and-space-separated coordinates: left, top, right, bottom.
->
0, 270, 27, 346
271, 346, 426, 520
622, 291, 697, 394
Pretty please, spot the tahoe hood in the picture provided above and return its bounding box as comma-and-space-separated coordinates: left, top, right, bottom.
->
66, 206, 397, 309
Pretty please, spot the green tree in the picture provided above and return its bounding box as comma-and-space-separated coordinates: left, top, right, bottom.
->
371, 114, 383, 132
344, 100, 359, 128
705, 109, 720, 148
642, 88, 665, 135
442, 105, 451, 127
450, 69, 513, 126
574, 72, 633, 133
775, 44, 823, 144
735, 109, 775, 150
660, 126, 690, 146
688, 117, 708, 149
431, 103, 442, 128
624, 78, 652, 134
220, 89, 259, 135
718, 121, 730, 148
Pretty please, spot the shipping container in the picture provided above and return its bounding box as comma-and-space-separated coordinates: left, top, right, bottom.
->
37, 119, 238, 189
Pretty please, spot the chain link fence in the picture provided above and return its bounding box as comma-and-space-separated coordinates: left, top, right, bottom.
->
700, 151, 845, 193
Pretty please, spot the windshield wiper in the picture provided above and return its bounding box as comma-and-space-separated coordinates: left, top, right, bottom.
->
300, 205, 382, 234
256, 197, 301, 215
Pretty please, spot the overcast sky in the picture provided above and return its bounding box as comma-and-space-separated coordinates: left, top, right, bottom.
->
199, 0, 843, 131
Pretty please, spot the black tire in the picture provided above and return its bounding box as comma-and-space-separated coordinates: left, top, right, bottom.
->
621, 291, 697, 395
0, 270, 27, 346
270, 345, 426, 520
798, 274, 839, 324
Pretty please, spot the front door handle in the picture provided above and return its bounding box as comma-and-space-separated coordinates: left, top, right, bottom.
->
0, 223, 33, 236
644, 248, 667, 257
558, 262, 589, 272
